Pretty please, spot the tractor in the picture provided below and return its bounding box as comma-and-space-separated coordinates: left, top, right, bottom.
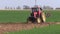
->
27, 6, 46, 23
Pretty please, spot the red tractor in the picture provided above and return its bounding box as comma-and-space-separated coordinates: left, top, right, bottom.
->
27, 6, 46, 23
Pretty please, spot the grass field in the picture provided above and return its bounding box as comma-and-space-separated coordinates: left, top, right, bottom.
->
0, 10, 30, 23
0, 10, 60, 23
5, 24, 60, 34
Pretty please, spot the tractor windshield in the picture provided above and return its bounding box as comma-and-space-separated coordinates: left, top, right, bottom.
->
32, 8, 39, 12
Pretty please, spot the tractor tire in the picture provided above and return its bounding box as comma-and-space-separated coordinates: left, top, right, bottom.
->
27, 17, 32, 24
41, 12, 46, 22
37, 18, 41, 23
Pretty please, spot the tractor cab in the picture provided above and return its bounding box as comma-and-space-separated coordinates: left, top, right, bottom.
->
31, 7, 42, 18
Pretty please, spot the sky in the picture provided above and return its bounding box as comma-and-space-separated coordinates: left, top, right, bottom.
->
0, 0, 60, 9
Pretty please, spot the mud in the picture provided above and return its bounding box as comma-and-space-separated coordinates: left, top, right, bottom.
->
0, 22, 59, 34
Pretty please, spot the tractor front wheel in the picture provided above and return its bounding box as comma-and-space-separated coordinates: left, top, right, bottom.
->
36, 12, 46, 23
37, 18, 41, 23
41, 12, 46, 23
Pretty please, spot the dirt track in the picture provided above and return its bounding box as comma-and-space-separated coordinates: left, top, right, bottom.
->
0, 22, 60, 34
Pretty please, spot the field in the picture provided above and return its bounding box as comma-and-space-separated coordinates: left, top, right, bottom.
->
0, 10, 60, 34
0, 10, 30, 23
0, 10, 60, 23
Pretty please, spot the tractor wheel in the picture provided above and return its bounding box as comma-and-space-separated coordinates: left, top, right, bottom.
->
41, 12, 46, 22
37, 18, 41, 23
27, 17, 32, 24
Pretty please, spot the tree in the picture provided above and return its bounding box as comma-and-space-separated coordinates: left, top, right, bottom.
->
23, 5, 30, 9
16, 6, 21, 9
43, 6, 53, 10
5, 6, 8, 9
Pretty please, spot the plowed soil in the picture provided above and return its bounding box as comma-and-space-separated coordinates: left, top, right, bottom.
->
0, 22, 60, 34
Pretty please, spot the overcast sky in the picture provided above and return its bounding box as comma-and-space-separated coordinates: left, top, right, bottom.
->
0, 0, 60, 9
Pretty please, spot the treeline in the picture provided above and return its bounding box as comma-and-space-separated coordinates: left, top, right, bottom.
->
4, 5, 60, 10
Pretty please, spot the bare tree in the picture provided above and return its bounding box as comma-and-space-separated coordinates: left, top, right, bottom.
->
43, 6, 53, 10
16, 6, 21, 9
5, 6, 8, 9
23, 5, 30, 9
